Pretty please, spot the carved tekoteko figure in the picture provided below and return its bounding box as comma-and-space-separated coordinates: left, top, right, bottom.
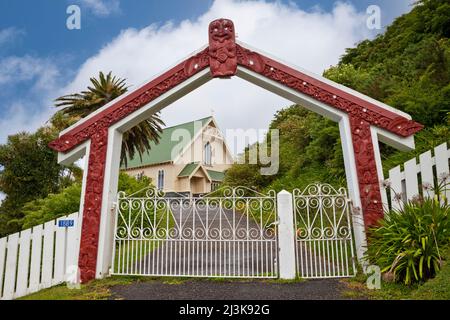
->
208, 18, 237, 77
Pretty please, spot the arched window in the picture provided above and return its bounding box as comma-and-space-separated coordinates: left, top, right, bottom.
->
157, 170, 165, 190
204, 142, 212, 166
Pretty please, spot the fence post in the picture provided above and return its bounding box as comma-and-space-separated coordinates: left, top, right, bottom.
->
277, 190, 296, 279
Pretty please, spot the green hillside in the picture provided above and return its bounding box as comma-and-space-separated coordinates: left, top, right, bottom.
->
224, 0, 450, 191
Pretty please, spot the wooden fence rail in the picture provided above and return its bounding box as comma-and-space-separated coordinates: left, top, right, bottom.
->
0, 212, 80, 300
383, 142, 450, 211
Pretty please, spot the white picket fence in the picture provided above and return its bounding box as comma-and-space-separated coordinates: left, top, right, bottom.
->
384, 142, 450, 211
0, 212, 80, 300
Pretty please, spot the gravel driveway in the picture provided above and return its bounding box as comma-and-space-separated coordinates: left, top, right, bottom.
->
109, 278, 358, 300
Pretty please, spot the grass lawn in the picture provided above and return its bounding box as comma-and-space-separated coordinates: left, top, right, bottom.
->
19, 276, 193, 300
341, 249, 450, 300
18, 275, 305, 300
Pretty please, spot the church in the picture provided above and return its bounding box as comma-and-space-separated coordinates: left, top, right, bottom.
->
122, 116, 234, 195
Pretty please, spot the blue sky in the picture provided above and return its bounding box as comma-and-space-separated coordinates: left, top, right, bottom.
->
0, 0, 411, 66
0, 0, 414, 146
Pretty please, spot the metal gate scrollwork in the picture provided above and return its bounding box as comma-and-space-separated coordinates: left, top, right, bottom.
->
293, 183, 356, 278
111, 187, 279, 278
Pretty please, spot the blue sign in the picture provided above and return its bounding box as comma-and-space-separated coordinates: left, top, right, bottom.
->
58, 220, 75, 228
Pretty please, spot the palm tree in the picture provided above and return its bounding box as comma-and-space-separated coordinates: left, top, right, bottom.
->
54, 71, 164, 167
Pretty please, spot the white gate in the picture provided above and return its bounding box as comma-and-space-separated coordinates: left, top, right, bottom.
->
111, 187, 279, 278
293, 184, 356, 278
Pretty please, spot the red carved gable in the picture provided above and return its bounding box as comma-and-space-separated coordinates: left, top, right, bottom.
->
49, 19, 422, 154
48, 18, 423, 282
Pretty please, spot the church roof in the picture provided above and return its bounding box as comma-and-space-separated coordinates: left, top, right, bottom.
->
178, 162, 201, 177
206, 169, 225, 181
177, 162, 225, 182
123, 116, 213, 169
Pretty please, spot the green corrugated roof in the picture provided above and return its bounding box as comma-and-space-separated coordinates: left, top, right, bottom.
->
178, 164, 225, 182
123, 117, 213, 169
178, 162, 200, 177
207, 169, 225, 181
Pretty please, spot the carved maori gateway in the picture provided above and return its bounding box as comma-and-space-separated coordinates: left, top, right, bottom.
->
49, 19, 423, 282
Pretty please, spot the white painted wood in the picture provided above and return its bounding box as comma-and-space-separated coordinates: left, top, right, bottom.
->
15, 229, 31, 298
238, 67, 343, 122
435, 143, 450, 200
339, 116, 367, 266
96, 128, 123, 278
57, 140, 88, 166
3, 233, 19, 300
374, 127, 415, 152
29, 224, 43, 293
404, 158, 419, 201
277, 190, 296, 279
65, 213, 80, 277
419, 150, 435, 199
0, 213, 81, 300
41, 221, 55, 288
371, 127, 389, 210
65, 213, 81, 285
53, 218, 66, 285
0, 237, 6, 298
389, 166, 403, 211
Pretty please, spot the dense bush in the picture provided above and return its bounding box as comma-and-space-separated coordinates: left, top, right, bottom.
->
19, 172, 152, 230
224, 1, 450, 192
367, 186, 450, 285
20, 183, 83, 230
0, 127, 77, 236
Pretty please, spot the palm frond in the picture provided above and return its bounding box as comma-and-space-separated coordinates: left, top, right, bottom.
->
53, 71, 164, 165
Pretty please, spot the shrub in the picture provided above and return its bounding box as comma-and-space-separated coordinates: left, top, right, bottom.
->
367, 192, 450, 285
19, 172, 153, 230
21, 183, 82, 230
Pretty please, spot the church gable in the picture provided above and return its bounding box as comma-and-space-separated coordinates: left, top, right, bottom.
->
173, 117, 234, 167
123, 116, 213, 169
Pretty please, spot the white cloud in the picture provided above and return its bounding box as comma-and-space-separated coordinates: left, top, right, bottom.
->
0, 101, 55, 143
6, 0, 408, 154
0, 56, 61, 144
0, 55, 60, 88
0, 27, 25, 46
79, 0, 121, 17
61, 0, 372, 154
